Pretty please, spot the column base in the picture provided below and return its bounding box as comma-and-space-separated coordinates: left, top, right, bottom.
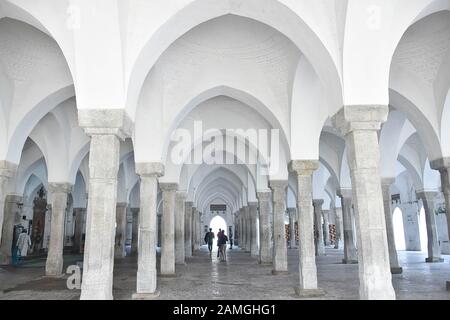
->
259, 261, 273, 266
425, 257, 444, 263
271, 270, 289, 275
132, 291, 160, 300
342, 259, 358, 264
391, 267, 403, 274
43, 274, 65, 279
160, 273, 177, 278
294, 287, 326, 298
0, 255, 11, 266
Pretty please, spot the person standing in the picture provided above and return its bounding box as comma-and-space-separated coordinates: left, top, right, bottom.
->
16, 230, 32, 262
204, 228, 215, 255
228, 226, 233, 249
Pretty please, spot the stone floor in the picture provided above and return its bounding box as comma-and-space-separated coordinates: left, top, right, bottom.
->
0, 246, 449, 300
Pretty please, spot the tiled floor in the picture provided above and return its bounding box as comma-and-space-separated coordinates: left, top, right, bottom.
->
0, 247, 449, 300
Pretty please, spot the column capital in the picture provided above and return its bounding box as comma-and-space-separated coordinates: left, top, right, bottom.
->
416, 190, 439, 201
159, 182, 178, 192
430, 157, 450, 171
185, 201, 193, 207
269, 180, 288, 203
116, 202, 128, 209
332, 105, 389, 135
175, 190, 187, 199
287, 207, 297, 215
257, 191, 272, 201
337, 188, 352, 199
313, 199, 324, 207
381, 177, 396, 186
0, 161, 17, 178
289, 160, 319, 176
48, 182, 73, 194
78, 109, 133, 140
136, 162, 165, 177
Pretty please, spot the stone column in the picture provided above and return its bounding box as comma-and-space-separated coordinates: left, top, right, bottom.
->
133, 163, 164, 299
334, 207, 343, 249
248, 202, 258, 256
417, 191, 443, 263
381, 179, 402, 274
269, 180, 288, 275
313, 199, 325, 256
290, 160, 324, 297
430, 158, 450, 259
160, 183, 177, 276
323, 210, 330, 246
0, 194, 22, 265
45, 183, 72, 276
191, 208, 198, 252
333, 105, 395, 300
175, 191, 186, 265
198, 212, 203, 249
114, 202, 128, 259
257, 191, 272, 264
184, 201, 193, 258
0, 161, 16, 248
130, 208, 139, 255
73, 208, 85, 254
338, 189, 358, 264
287, 208, 297, 248
79, 110, 130, 300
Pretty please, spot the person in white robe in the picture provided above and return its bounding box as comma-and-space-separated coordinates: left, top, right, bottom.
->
17, 230, 32, 257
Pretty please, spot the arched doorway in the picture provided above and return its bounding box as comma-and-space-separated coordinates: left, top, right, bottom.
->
209, 215, 227, 249
393, 207, 406, 251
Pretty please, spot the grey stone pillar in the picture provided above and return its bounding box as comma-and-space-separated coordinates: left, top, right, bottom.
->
257, 191, 273, 264
248, 202, 258, 256
0, 161, 16, 249
381, 179, 403, 274
191, 208, 197, 252
45, 183, 72, 276
184, 201, 193, 257
160, 183, 177, 276
417, 191, 443, 263
175, 191, 186, 265
338, 189, 358, 264
73, 208, 85, 254
290, 160, 324, 297
133, 163, 164, 299
79, 110, 130, 300
114, 202, 128, 259
313, 199, 325, 256
333, 207, 343, 249
242, 206, 250, 252
0, 194, 22, 265
269, 180, 288, 275
333, 105, 395, 300
130, 208, 139, 255
287, 208, 297, 248
198, 212, 203, 249
323, 210, 330, 246
430, 158, 450, 259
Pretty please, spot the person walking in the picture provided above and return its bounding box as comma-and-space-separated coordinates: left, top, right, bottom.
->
204, 228, 215, 255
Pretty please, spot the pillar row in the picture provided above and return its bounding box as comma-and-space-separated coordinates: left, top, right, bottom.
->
160, 183, 177, 276
333, 105, 395, 300
249, 202, 258, 256
288, 208, 297, 249
381, 178, 402, 274
313, 199, 325, 256
114, 202, 128, 259
46, 183, 72, 276
257, 191, 272, 264
133, 162, 164, 299
175, 191, 186, 265
417, 191, 443, 263
184, 201, 193, 257
130, 208, 139, 256
338, 189, 358, 264
269, 180, 288, 275
290, 160, 324, 297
